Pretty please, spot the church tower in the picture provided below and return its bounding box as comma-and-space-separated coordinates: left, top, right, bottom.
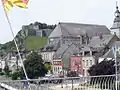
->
110, 2, 120, 38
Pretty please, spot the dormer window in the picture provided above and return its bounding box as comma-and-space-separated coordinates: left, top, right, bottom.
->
84, 51, 90, 56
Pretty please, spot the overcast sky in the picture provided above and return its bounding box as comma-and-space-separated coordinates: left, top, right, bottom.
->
0, 0, 118, 44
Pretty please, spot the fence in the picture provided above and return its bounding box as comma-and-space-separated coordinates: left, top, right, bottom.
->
0, 74, 119, 90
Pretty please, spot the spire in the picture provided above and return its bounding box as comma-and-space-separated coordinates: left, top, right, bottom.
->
116, 1, 118, 9
115, 1, 120, 17
114, 1, 120, 22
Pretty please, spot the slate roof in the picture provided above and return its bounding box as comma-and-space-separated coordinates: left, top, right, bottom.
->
80, 46, 96, 52
102, 49, 114, 58
53, 43, 80, 67
102, 41, 120, 58
89, 35, 114, 48
49, 22, 110, 38
41, 40, 60, 52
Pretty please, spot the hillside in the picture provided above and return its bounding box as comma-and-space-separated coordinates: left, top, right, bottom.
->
25, 36, 47, 50
0, 22, 55, 52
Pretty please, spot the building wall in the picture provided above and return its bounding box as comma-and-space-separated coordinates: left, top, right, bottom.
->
70, 55, 95, 76
41, 52, 55, 63
70, 56, 83, 76
52, 59, 63, 75
82, 56, 95, 76
36, 30, 42, 37
0, 60, 5, 70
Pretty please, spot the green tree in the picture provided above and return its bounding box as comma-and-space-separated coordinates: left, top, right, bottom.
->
11, 71, 20, 80
44, 62, 52, 70
22, 52, 48, 79
88, 60, 115, 76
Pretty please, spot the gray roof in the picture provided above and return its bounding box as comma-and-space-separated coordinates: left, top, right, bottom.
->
113, 41, 120, 46
80, 46, 94, 52
53, 43, 80, 67
102, 49, 114, 58
41, 40, 60, 52
89, 35, 114, 48
102, 41, 120, 58
49, 22, 110, 38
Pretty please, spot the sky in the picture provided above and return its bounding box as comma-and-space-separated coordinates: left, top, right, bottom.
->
0, 0, 118, 44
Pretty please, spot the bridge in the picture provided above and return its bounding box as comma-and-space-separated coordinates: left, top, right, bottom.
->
0, 75, 118, 90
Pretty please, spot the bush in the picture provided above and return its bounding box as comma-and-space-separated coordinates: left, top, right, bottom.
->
11, 72, 20, 80
0, 72, 4, 75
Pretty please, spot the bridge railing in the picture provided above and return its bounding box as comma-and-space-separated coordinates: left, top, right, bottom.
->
0, 74, 119, 90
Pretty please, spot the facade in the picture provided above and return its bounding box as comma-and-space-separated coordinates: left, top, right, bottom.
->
82, 56, 95, 76
49, 22, 110, 47
70, 46, 96, 76
41, 51, 55, 63
70, 56, 83, 76
52, 59, 63, 75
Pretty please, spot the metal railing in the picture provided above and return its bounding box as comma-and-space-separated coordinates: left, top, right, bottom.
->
0, 74, 119, 90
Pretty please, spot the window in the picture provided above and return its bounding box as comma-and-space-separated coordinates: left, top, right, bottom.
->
83, 69, 85, 76
90, 60, 92, 65
82, 60, 84, 67
84, 51, 90, 56
86, 60, 88, 66
54, 67, 55, 72
72, 61, 75, 66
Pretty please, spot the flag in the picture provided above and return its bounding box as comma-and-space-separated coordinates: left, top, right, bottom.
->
12, 0, 29, 8
112, 45, 120, 59
2, 0, 29, 13
2, 0, 13, 13
117, 47, 120, 55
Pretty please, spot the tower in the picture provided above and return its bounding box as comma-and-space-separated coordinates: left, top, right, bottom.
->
110, 2, 120, 38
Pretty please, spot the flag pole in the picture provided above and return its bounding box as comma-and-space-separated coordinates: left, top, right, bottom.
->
113, 45, 118, 90
1, 0, 29, 81
115, 45, 118, 90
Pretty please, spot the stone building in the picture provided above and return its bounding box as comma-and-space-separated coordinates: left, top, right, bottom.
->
40, 20, 120, 75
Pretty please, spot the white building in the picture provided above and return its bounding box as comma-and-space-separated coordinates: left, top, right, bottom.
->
41, 51, 55, 63
52, 59, 63, 75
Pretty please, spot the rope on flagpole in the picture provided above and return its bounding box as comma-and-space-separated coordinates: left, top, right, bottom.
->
1, 0, 29, 83
115, 45, 118, 90
112, 45, 118, 90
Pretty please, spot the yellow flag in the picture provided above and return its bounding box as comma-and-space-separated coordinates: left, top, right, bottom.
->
12, 0, 28, 8
2, 0, 13, 12
2, 0, 29, 13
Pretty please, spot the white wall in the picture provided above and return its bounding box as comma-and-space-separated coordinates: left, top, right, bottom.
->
82, 56, 95, 76
41, 52, 55, 63
52, 59, 63, 75
53, 65, 63, 75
